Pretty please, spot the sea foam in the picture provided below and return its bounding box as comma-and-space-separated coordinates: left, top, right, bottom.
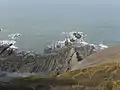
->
45, 31, 108, 53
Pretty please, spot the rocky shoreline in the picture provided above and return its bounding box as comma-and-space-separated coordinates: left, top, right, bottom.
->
0, 43, 95, 75
0, 31, 98, 75
0, 31, 111, 90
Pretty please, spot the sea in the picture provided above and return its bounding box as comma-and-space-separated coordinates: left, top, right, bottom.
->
0, 0, 120, 53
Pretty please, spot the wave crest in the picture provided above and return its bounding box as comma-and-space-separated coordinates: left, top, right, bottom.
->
44, 31, 108, 53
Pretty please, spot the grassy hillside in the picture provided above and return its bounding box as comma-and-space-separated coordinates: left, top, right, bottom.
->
72, 45, 120, 70
57, 62, 120, 90
4, 62, 119, 90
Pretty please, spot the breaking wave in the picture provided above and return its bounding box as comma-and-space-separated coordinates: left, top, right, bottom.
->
44, 31, 108, 53
8, 33, 22, 40
0, 29, 109, 79
0, 30, 22, 50
0, 30, 108, 53
0, 40, 18, 49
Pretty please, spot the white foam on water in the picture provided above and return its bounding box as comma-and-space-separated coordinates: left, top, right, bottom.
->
45, 31, 108, 52
1, 30, 108, 52
0, 40, 18, 49
0, 40, 16, 45
98, 43, 108, 50
1, 33, 22, 49
8, 33, 22, 40
10, 45, 18, 49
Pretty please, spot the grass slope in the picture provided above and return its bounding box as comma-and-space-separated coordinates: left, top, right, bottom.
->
73, 45, 120, 70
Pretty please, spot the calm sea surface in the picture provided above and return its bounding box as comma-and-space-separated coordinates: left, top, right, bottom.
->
0, 1, 120, 52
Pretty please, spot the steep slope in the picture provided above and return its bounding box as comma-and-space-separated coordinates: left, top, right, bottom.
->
0, 45, 95, 76
0, 45, 120, 90
72, 45, 120, 70
1, 61, 120, 90
56, 62, 120, 90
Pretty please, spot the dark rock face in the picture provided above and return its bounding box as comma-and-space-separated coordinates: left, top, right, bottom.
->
0, 44, 95, 76
0, 44, 96, 90
75, 45, 96, 58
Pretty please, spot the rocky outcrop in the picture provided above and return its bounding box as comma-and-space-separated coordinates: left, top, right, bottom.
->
0, 44, 95, 76
0, 42, 97, 90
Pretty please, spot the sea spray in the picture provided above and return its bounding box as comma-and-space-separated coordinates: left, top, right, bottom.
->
8, 33, 22, 40
0, 30, 109, 81
44, 31, 108, 53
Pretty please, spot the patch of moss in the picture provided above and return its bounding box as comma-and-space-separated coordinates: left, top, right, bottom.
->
13, 75, 46, 82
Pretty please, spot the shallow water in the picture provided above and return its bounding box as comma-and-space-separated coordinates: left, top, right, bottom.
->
0, 1, 120, 52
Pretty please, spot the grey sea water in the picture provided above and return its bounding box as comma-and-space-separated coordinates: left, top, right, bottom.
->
0, 0, 120, 52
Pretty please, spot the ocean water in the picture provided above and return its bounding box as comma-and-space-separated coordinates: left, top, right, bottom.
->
0, 0, 120, 52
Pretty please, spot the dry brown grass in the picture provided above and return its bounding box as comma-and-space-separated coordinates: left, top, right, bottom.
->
73, 45, 120, 70
54, 62, 120, 90
12, 62, 120, 90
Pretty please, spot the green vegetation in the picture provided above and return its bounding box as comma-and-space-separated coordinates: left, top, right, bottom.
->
6, 62, 119, 90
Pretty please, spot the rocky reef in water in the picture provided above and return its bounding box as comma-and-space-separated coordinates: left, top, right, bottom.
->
0, 42, 95, 75
0, 31, 115, 90
0, 31, 100, 75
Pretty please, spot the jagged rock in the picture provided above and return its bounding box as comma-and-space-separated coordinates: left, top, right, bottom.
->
0, 44, 95, 76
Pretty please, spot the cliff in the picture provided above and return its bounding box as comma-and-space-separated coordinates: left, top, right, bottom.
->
0, 44, 95, 76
